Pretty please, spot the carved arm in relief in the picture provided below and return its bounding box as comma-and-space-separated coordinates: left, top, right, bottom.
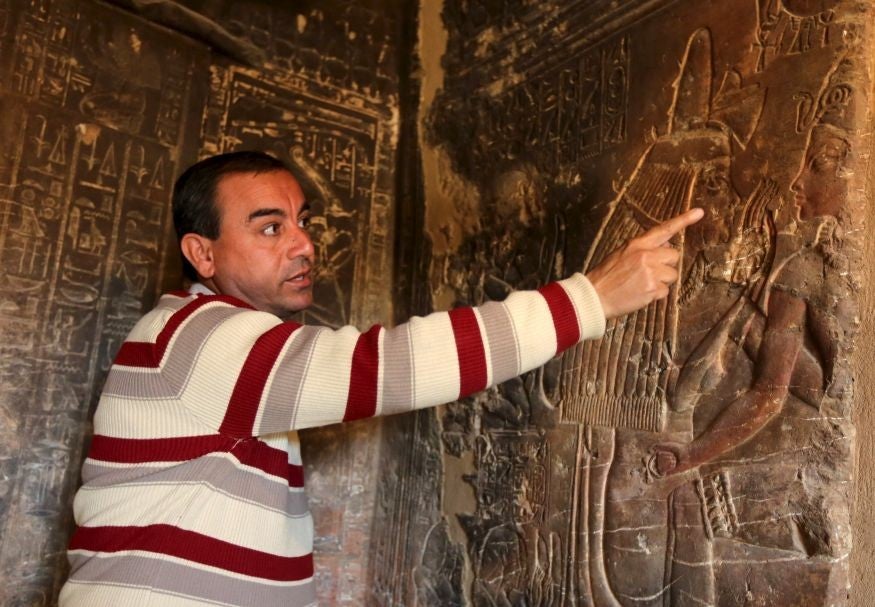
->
670, 290, 823, 414
652, 284, 826, 477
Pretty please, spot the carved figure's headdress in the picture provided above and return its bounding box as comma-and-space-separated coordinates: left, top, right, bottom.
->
559, 28, 766, 431
816, 58, 856, 131
666, 29, 765, 150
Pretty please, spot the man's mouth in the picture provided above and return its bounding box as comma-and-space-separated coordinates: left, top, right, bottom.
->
285, 268, 312, 287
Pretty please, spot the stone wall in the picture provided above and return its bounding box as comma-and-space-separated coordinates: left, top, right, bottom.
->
0, 1, 403, 604
372, 0, 874, 605
1, 0, 873, 605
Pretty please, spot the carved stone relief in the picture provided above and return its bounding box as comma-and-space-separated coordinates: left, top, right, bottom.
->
387, 0, 871, 605
0, 2, 209, 604
0, 1, 402, 605
566, 25, 860, 607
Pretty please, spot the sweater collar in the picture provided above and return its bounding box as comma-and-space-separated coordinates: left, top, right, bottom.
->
188, 282, 215, 296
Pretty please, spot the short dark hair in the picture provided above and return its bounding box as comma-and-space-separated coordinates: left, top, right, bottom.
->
172, 150, 292, 281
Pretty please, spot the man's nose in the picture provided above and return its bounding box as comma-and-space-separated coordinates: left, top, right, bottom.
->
287, 224, 315, 259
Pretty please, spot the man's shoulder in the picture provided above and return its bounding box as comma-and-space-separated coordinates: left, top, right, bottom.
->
127, 290, 257, 343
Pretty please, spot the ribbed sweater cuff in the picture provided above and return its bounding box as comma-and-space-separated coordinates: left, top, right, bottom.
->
559, 273, 606, 340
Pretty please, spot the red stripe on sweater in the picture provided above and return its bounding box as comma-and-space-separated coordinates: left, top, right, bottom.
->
112, 342, 156, 368
343, 325, 382, 421
114, 294, 254, 368
538, 282, 580, 354
69, 524, 313, 582
449, 307, 487, 398
220, 322, 302, 437
88, 435, 304, 487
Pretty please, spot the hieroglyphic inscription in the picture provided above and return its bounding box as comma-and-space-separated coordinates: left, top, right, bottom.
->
370, 409, 468, 606
496, 36, 629, 165
460, 431, 561, 605
443, 0, 670, 88
0, 1, 205, 603
754, 0, 860, 72
467, 431, 550, 526
435, 35, 630, 180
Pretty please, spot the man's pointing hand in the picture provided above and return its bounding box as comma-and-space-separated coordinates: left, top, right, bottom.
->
586, 208, 704, 320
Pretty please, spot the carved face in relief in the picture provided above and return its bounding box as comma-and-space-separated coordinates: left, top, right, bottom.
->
688, 152, 738, 249
791, 59, 856, 222
649, 129, 740, 257
489, 164, 544, 227
791, 123, 851, 221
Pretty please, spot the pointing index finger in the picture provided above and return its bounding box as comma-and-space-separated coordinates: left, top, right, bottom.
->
638, 208, 704, 248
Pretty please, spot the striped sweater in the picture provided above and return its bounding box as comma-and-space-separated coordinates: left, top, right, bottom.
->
61, 274, 605, 607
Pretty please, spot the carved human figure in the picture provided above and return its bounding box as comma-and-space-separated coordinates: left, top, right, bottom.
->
564, 29, 774, 606
650, 56, 858, 605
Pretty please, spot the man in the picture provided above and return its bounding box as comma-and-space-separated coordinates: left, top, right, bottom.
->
60, 151, 702, 606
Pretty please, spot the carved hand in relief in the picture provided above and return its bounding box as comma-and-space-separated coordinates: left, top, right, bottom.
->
586, 208, 704, 319
645, 443, 693, 478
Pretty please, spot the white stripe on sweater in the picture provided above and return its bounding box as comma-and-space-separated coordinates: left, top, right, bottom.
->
561, 273, 607, 340
503, 289, 557, 377
94, 395, 216, 439
294, 325, 360, 428
62, 577, 316, 607
410, 313, 460, 407
180, 311, 279, 429
74, 483, 313, 557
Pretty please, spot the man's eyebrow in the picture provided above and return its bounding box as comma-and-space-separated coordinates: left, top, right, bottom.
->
246, 208, 287, 223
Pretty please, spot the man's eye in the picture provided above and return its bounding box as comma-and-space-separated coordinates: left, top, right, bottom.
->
262, 223, 280, 236
298, 215, 311, 229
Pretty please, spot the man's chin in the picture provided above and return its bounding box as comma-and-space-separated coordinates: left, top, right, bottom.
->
275, 293, 313, 319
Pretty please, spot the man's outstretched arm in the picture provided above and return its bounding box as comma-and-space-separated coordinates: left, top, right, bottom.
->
100, 209, 702, 437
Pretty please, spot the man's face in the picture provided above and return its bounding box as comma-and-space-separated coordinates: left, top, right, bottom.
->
206, 170, 315, 318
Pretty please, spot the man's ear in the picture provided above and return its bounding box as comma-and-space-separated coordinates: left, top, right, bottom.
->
180, 233, 216, 279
